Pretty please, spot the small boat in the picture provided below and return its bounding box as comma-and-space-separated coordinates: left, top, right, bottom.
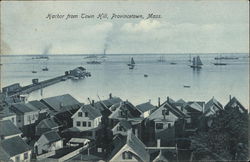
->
129, 66, 134, 70
183, 85, 191, 88
213, 63, 227, 66
144, 74, 148, 77
87, 60, 102, 64
127, 57, 135, 67
32, 71, 37, 73
190, 56, 203, 69
42, 67, 49, 71
32, 55, 49, 60
170, 62, 177, 65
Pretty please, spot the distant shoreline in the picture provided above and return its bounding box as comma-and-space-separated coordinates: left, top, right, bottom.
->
0, 53, 248, 57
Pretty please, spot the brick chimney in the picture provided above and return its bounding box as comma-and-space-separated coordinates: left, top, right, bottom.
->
91, 100, 94, 106
229, 95, 232, 101
158, 97, 161, 107
109, 93, 112, 99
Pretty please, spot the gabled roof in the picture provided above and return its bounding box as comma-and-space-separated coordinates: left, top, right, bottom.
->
224, 97, 247, 113
109, 131, 150, 162
148, 101, 188, 120
186, 102, 204, 112
29, 100, 49, 110
38, 118, 59, 129
43, 130, 61, 143
0, 120, 21, 137
0, 136, 31, 157
72, 105, 102, 120
136, 102, 156, 113
0, 147, 10, 161
109, 101, 141, 119
204, 97, 223, 115
41, 94, 80, 112
102, 97, 123, 108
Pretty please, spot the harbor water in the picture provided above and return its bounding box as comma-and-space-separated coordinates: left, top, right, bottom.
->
0, 53, 249, 108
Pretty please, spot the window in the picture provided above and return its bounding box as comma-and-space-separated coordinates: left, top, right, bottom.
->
32, 114, 35, 120
76, 121, 81, 126
156, 123, 163, 130
88, 122, 91, 127
11, 117, 15, 123
24, 152, 29, 160
85, 112, 88, 117
168, 123, 171, 128
122, 151, 132, 159
82, 121, 87, 127
78, 112, 82, 117
97, 148, 102, 153
117, 126, 123, 131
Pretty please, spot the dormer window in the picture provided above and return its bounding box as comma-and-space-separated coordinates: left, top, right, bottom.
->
85, 112, 88, 117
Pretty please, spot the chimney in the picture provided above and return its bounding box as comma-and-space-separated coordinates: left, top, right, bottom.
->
167, 96, 169, 102
229, 95, 232, 101
158, 97, 161, 107
92, 100, 94, 106
109, 93, 112, 99
157, 139, 161, 148
148, 99, 151, 103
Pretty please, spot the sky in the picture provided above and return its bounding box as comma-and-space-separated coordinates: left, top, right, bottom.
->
1, 0, 249, 55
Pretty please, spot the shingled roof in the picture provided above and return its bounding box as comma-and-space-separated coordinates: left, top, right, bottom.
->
136, 102, 156, 113
0, 120, 22, 138
0, 136, 31, 157
43, 130, 61, 143
41, 94, 80, 112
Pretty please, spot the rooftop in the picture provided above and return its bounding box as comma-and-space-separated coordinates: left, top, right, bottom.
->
0, 120, 22, 137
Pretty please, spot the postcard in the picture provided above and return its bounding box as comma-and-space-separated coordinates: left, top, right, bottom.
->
0, 0, 249, 162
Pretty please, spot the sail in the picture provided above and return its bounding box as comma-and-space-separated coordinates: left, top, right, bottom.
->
192, 57, 196, 66
131, 57, 135, 65
196, 56, 203, 65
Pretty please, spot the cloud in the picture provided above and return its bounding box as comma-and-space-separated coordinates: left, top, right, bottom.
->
121, 19, 161, 33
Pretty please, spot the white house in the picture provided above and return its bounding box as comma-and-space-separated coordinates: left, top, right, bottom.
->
0, 136, 32, 162
71, 105, 102, 131
112, 120, 132, 136
34, 130, 63, 155
10, 103, 40, 128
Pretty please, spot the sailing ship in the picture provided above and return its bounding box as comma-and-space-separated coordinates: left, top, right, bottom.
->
127, 57, 135, 67
157, 56, 166, 62
190, 56, 203, 69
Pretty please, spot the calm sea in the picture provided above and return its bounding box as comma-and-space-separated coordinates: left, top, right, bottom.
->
0, 53, 249, 108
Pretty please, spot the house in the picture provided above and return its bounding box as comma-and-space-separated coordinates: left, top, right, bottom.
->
41, 94, 82, 128
35, 117, 61, 136
0, 136, 32, 162
142, 98, 189, 146
204, 97, 223, 117
10, 103, 40, 128
108, 131, 150, 162
29, 100, 49, 116
224, 96, 247, 113
109, 101, 142, 127
34, 130, 63, 155
71, 104, 102, 131
136, 101, 156, 118
112, 120, 132, 136
0, 120, 22, 140
184, 101, 205, 127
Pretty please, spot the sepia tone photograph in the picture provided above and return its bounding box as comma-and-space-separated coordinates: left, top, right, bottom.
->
0, 0, 249, 161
